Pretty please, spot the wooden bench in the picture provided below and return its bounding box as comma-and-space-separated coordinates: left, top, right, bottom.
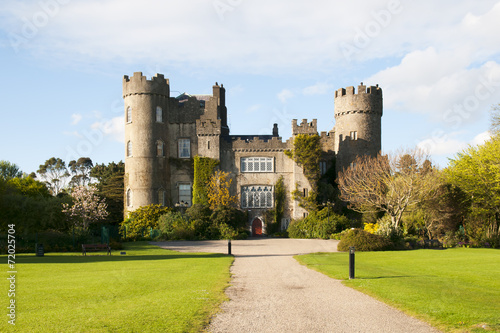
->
82, 243, 111, 256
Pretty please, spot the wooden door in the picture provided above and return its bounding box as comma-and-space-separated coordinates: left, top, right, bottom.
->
252, 218, 262, 236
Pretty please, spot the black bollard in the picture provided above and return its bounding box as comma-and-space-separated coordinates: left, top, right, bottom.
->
349, 246, 355, 279
228, 239, 231, 255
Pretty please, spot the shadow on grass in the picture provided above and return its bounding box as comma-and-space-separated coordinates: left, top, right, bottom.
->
355, 275, 418, 280
14, 252, 230, 264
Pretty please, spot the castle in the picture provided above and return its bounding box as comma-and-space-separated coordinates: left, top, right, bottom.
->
123, 72, 382, 235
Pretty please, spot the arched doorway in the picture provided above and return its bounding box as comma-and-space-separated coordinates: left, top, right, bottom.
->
252, 218, 263, 236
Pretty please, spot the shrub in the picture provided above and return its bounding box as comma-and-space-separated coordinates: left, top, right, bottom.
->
364, 222, 379, 234
210, 206, 247, 240
337, 229, 393, 251
288, 208, 350, 239
157, 205, 248, 240
158, 211, 195, 240
121, 204, 171, 240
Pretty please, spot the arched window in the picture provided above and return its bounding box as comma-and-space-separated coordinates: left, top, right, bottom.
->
156, 106, 162, 123
126, 189, 132, 207
156, 141, 164, 157
126, 106, 132, 123
127, 141, 132, 157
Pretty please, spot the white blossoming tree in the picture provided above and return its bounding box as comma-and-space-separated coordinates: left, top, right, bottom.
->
62, 185, 109, 231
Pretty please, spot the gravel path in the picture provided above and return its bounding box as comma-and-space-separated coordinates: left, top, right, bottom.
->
153, 239, 440, 333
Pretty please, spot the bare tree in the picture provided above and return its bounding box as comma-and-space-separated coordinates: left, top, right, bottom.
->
338, 148, 438, 229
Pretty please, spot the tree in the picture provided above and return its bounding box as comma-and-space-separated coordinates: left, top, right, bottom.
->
338, 148, 438, 229
8, 176, 51, 198
37, 157, 70, 195
62, 185, 108, 231
404, 176, 467, 239
206, 170, 238, 210
0, 177, 70, 233
90, 161, 124, 224
445, 135, 500, 242
0, 160, 23, 180
68, 157, 93, 187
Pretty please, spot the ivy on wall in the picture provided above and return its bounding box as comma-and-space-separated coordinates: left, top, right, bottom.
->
193, 156, 219, 205
274, 175, 286, 225
285, 134, 322, 211
169, 157, 194, 175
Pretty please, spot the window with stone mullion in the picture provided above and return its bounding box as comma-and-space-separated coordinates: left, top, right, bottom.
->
241, 185, 274, 208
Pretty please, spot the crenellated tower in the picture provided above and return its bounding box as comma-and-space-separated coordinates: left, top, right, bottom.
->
334, 83, 383, 172
123, 72, 170, 213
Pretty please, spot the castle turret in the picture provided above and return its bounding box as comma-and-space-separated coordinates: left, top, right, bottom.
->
212, 82, 229, 135
334, 83, 382, 172
123, 72, 170, 214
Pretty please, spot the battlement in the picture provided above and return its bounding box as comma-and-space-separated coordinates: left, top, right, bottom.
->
292, 119, 318, 135
334, 82, 382, 98
123, 72, 170, 98
229, 136, 289, 151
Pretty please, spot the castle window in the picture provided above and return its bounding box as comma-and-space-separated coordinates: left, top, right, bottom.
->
126, 106, 132, 123
240, 157, 273, 173
158, 189, 166, 206
127, 141, 132, 157
350, 131, 358, 140
156, 106, 162, 123
126, 189, 132, 207
241, 185, 273, 209
178, 184, 192, 206
320, 161, 327, 175
156, 141, 164, 157
178, 139, 190, 158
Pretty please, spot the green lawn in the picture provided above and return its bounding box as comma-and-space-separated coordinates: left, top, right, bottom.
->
295, 248, 500, 333
1, 242, 233, 332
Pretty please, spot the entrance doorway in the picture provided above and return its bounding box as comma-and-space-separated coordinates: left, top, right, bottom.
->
252, 218, 263, 236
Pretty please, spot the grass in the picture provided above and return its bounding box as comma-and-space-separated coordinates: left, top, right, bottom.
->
295, 248, 500, 333
1, 242, 233, 332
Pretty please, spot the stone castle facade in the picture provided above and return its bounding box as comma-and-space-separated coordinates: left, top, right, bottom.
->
123, 72, 382, 235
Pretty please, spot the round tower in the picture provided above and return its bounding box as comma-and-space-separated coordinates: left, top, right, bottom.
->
123, 72, 170, 214
333, 83, 382, 172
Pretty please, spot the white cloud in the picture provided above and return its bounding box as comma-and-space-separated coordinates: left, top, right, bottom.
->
71, 113, 82, 125
470, 131, 491, 146
2, 0, 496, 74
245, 104, 262, 113
417, 130, 492, 161
91, 116, 124, 143
303, 82, 333, 96
366, 50, 500, 126
277, 89, 294, 103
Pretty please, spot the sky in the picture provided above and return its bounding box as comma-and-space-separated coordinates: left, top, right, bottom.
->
1, 0, 499, 174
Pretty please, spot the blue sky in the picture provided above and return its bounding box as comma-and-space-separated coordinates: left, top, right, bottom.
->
1, 0, 499, 174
